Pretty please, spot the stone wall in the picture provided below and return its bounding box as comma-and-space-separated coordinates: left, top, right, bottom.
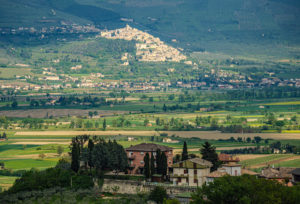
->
102, 179, 196, 195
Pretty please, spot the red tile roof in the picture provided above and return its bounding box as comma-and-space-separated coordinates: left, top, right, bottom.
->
207, 171, 228, 178
218, 153, 240, 162
125, 143, 173, 152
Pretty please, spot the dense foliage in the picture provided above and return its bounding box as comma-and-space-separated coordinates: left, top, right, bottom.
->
200, 142, 220, 171
191, 175, 300, 204
70, 135, 128, 174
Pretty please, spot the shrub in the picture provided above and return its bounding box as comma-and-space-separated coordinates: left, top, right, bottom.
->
149, 186, 167, 204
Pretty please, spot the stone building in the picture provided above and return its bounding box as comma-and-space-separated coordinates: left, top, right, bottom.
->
291, 168, 300, 185
125, 143, 173, 174
170, 158, 212, 186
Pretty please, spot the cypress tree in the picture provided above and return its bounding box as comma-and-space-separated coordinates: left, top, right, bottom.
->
71, 139, 80, 173
181, 141, 188, 161
88, 139, 94, 171
150, 152, 155, 176
144, 153, 150, 178
156, 149, 162, 174
161, 153, 168, 177
103, 119, 107, 130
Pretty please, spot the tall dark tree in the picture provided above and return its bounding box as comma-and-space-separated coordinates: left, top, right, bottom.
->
161, 153, 168, 177
156, 149, 162, 174
103, 119, 107, 130
109, 140, 128, 175
200, 142, 220, 171
92, 139, 108, 173
70, 138, 80, 173
144, 153, 150, 178
150, 152, 155, 176
88, 139, 94, 171
181, 141, 188, 161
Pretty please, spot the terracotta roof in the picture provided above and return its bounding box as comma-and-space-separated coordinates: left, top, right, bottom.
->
222, 163, 242, 167
125, 143, 172, 152
291, 168, 300, 176
242, 169, 259, 175
260, 167, 296, 179
207, 171, 228, 178
219, 153, 240, 162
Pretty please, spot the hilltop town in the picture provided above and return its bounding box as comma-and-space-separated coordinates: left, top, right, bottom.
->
100, 25, 187, 63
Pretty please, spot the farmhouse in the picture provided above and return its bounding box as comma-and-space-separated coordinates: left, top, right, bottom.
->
259, 167, 296, 185
170, 158, 212, 186
206, 154, 257, 183
291, 168, 300, 185
125, 143, 173, 174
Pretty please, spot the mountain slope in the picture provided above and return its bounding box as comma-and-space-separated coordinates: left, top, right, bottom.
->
77, 0, 300, 56
1, 0, 300, 57
0, 0, 120, 28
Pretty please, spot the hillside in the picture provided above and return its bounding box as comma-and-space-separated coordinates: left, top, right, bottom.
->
0, 0, 299, 57
77, 0, 300, 57
0, 0, 121, 28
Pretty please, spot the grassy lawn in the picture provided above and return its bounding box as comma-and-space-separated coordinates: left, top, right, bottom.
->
0, 144, 68, 158
1, 158, 59, 170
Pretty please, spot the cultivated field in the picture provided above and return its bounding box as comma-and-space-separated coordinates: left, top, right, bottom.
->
0, 109, 129, 118
14, 130, 300, 140
239, 154, 300, 168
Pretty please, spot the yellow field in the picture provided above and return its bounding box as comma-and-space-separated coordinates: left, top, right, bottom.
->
262, 101, 300, 105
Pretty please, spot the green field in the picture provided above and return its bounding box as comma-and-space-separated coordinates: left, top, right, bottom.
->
1, 159, 59, 170
239, 154, 293, 167
0, 175, 18, 190
275, 159, 300, 168
0, 68, 32, 79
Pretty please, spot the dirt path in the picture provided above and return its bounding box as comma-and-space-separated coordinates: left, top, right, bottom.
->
250, 155, 300, 169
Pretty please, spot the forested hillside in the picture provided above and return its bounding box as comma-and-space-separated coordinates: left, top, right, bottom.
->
1, 0, 299, 56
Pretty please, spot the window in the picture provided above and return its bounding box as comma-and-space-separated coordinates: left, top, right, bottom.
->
178, 178, 181, 182
194, 170, 197, 175
235, 170, 237, 176
184, 169, 188, 174
179, 163, 183, 168
140, 161, 144, 165
194, 179, 198, 184
129, 152, 133, 156
193, 163, 197, 169
140, 152, 144, 155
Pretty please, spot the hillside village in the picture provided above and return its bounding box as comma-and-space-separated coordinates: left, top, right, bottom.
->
100, 25, 187, 63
